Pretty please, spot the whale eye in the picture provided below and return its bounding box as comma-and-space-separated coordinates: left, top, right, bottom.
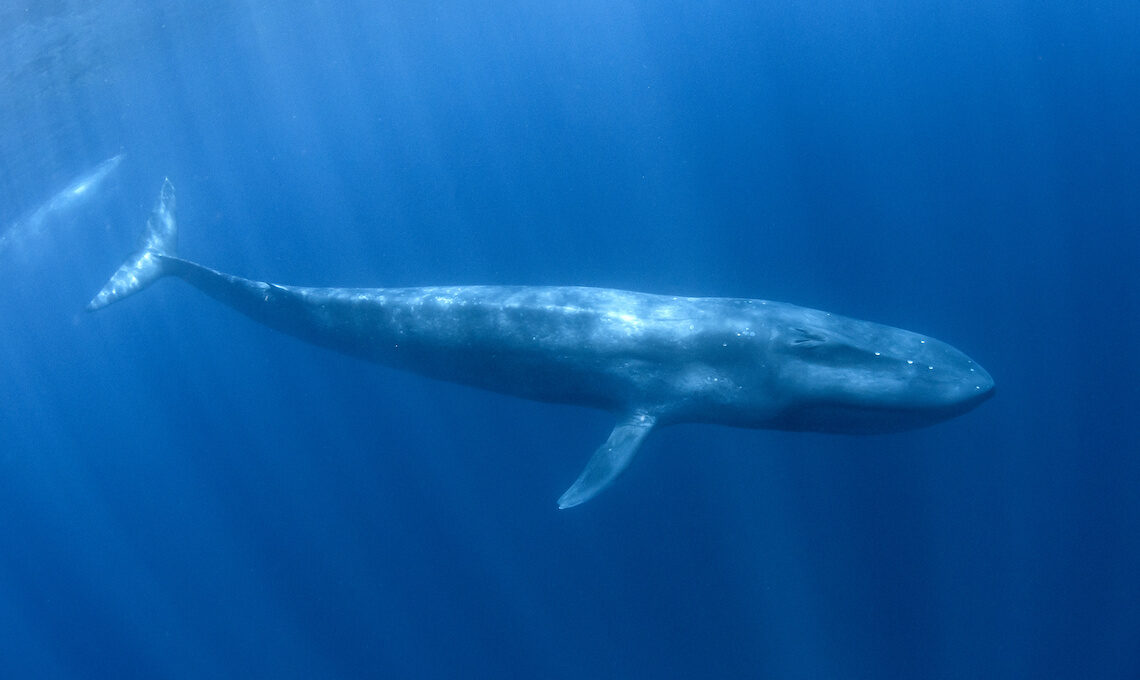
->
791, 327, 827, 346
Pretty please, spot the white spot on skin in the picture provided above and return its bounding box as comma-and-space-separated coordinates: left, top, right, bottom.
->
907, 360, 914, 364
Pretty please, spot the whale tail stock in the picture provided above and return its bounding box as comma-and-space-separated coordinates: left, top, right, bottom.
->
87, 178, 178, 311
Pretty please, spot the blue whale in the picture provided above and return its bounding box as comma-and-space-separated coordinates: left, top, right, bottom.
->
90, 180, 994, 508
1, 153, 123, 257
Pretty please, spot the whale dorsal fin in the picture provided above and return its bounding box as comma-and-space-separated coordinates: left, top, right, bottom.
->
557, 413, 657, 509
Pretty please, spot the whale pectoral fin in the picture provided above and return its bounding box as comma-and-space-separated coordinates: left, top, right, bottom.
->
557, 413, 657, 509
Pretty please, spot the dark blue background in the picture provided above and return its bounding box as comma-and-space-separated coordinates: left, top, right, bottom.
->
2, 2, 1137, 678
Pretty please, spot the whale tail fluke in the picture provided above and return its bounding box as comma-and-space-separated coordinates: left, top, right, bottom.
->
88, 178, 178, 311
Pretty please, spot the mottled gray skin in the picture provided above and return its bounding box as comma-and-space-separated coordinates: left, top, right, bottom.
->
90, 181, 994, 507
161, 264, 992, 433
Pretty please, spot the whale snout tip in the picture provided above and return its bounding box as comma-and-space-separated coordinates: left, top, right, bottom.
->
965, 361, 995, 404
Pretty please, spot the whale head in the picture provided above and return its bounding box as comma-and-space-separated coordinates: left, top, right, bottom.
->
764, 306, 994, 434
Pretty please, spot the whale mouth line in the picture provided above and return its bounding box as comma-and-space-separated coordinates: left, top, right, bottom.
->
773, 392, 993, 434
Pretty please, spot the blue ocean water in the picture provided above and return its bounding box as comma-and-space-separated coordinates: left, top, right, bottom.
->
1, 1, 1137, 677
